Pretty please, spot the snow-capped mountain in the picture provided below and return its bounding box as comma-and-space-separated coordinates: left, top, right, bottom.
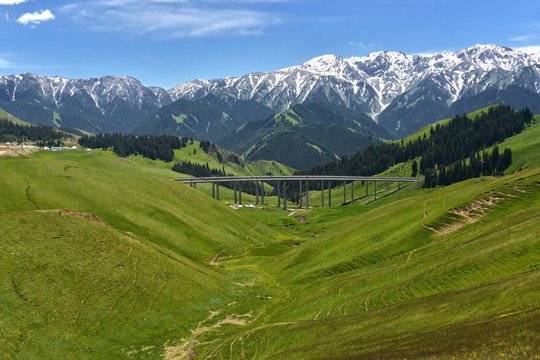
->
0, 73, 172, 133
170, 44, 540, 135
1, 44, 539, 136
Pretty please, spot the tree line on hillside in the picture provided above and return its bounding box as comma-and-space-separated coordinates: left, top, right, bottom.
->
199, 139, 243, 165
298, 105, 532, 189
0, 118, 67, 146
172, 161, 229, 178
423, 146, 512, 188
78, 133, 189, 162
171, 159, 263, 196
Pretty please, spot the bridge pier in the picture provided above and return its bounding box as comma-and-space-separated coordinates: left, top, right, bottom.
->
343, 181, 346, 205
374, 181, 377, 200
321, 181, 324, 208
212, 183, 215, 199
351, 181, 354, 204
255, 182, 259, 205
239, 182, 242, 205
283, 181, 287, 210
306, 181, 309, 209
261, 182, 265, 205
234, 183, 237, 204
386, 181, 389, 192
277, 181, 281, 207
366, 181, 369, 196
328, 181, 331, 207
216, 184, 220, 201
299, 181, 303, 208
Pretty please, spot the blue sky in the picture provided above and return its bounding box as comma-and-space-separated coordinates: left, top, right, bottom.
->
1, 0, 540, 89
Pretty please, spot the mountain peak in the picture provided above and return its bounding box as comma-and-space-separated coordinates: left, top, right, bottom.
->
465, 43, 513, 53
300, 54, 345, 72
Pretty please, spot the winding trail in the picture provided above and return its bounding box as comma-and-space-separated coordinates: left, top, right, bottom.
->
421, 203, 441, 234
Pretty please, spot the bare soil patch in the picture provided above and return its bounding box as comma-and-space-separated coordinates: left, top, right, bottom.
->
0, 144, 38, 156
39, 209, 110, 227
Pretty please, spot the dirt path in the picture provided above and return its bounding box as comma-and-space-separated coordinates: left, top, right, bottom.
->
208, 249, 227, 266
421, 203, 441, 234
164, 310, 253, 360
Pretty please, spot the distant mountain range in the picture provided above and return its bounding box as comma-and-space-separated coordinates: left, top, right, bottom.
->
172, 44, 540, 136
0, 74, 172, 133
1, 44, 540, 167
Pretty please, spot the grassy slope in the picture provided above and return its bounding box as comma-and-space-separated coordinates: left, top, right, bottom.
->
503, 114, 540, 173
195, 168, 540, 359
0, 210, 228, 359
1, 109, 539, 359
129, 140, 293, 177
0, 149, 289, 358
377, 111, 540, 181
398, 106, 496, 145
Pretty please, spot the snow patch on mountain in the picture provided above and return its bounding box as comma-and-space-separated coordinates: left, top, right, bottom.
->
0, 73, 173, 114
169, 44, 540, 118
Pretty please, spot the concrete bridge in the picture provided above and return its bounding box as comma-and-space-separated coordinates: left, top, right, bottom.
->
173, 175, 421, 209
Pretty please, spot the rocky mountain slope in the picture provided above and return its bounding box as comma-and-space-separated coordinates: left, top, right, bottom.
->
0, 73, 172, 133
2, 44, 539, 137
171, 44, 540, 135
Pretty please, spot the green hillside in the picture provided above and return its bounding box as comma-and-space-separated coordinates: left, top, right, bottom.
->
385, 110, 540, 181
217, 101, 393, 169
0, 149, 288, 358
0, 108, 28, 125
1, 106, 539, 359
201, 168, 540, 359
171, 140, 294, 177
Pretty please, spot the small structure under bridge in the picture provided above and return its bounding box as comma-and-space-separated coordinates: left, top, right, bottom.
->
173, 175, 421, 210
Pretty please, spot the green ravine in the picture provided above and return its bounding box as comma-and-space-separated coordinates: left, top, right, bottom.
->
1, 111, 539, 359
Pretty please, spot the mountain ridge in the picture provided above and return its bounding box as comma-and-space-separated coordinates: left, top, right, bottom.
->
2, 44, 540, 137
170, 44, 540, 135
0, 73, 173, 133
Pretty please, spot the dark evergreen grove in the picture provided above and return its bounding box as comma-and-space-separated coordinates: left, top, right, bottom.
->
78, 133, 189, 162
172, 161, 229, 178
298, 105, 532, 188
172, 160, 264, 196
423, 146, 512, 188
0, 118, 68, 146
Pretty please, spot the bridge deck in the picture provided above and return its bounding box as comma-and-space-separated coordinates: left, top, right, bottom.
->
173, 175, 420, 183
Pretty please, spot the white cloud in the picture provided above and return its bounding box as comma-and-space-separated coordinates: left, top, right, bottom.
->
0, 0, 27, 4
17, 9, 55, 25
514, 45, 540, 54
510, 34, 533, 42
349, 41, 365, 48
61, 0, 282, 39
349, 41, 376, 49
0, 56, 12, 68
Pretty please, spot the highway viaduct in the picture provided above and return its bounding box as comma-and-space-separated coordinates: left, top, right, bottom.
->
174, 175, 421, 210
